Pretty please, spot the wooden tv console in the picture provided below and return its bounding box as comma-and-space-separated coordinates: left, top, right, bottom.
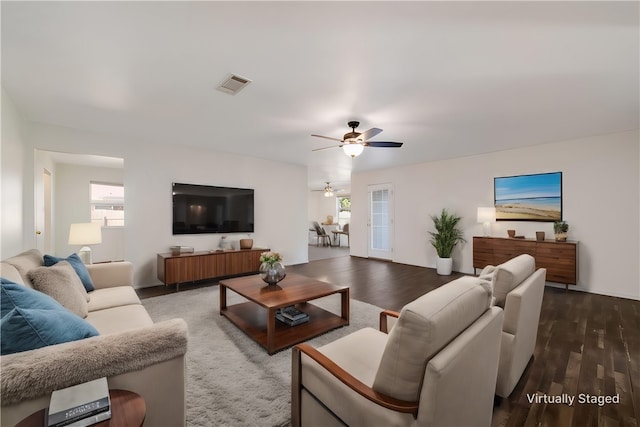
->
157, 248, 268, 286
473, 236, 578, 290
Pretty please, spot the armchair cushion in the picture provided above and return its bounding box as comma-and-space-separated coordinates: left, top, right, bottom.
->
492, 254, 535, 308
300, 327, 415, 427
27, 261, 89, 318
44, 253, 95, 292
372, 276, 492, 402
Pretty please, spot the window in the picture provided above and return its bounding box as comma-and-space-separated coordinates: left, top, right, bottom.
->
336, 196, 351, 226
90, 182, 124, 227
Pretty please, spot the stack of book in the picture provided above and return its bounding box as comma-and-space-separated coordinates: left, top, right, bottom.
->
47, 377, 111, 427
276, 306, 309, 326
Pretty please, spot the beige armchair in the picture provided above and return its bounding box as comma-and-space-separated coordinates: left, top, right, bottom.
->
478, 254, 546, 398
292, 276, 503, 427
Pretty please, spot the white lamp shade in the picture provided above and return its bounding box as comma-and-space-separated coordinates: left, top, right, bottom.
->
68, 223, 102, 245
477, 207, 496, 223
342, 143, 364, 157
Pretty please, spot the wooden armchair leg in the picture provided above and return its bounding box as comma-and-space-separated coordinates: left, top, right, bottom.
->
292, 346, 302, 427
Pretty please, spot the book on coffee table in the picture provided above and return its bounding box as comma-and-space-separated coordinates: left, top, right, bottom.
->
279, 306, 309, 321
276, 306, 309, 326
276, 312, 309, 326
47, 377, 111, 427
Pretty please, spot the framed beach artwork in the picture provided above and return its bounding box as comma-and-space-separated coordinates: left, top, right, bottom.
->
494, 172, 562, 221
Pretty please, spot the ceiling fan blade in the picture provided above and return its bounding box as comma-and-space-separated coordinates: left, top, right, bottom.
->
365, 141, 403, 148
358, 127, 383, 141
312, 144, 343, 152
312, 187, 340, 192
311, 134, 344, 142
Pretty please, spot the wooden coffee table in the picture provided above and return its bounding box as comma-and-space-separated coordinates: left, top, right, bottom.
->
219, 273, 349, 354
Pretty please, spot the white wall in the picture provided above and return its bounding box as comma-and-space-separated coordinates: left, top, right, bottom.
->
1, 88, 26, 259
308, 192, 352, 245
33, 149, 56, 254
5, 99, 637, 297
54, 163, 125, 262
21, 122, 309, 287
351, 130, 640, 300
308, 192, 337, 225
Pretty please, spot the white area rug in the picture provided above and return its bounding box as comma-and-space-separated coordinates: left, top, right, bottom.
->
142, 285, 381, 427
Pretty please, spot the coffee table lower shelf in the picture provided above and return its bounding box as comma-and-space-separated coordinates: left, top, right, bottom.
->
220, 302, 348, 354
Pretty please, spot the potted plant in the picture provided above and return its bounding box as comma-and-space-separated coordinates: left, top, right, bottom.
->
429, 209, 466, 275
553, 221, 569, 241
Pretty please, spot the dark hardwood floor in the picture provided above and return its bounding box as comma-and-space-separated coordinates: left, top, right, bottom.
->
137, 255, 639, 427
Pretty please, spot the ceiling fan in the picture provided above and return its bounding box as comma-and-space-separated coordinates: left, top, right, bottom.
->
311, 121, 403, 157
311, 182, 342, 197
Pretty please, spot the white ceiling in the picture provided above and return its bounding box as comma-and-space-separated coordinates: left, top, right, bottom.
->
44, 151, 124, 169
2, 2, 638, 193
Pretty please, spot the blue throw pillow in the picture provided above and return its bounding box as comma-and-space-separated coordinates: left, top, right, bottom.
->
1, 277, 63, 312
0, 280, 99, 355
43, 253, 95, 292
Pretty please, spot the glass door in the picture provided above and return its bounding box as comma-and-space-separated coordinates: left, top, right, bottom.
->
368, 183, 394, 260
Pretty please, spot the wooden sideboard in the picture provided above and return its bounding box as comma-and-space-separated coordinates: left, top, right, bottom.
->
473, 236, 578, 289
157, 248, 268, 286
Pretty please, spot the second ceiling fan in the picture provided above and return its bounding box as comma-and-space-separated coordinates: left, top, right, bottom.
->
311, 182, 342, 197
311, 121, 403, 157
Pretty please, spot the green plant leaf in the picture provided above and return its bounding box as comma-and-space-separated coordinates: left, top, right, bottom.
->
429, 208, 466, 258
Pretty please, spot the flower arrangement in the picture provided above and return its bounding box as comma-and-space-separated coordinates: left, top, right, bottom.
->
260, 251, 282, 265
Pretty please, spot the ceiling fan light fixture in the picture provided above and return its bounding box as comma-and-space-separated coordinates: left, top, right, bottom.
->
311, 121, 402, 156
323, 182, 334, 197
342, 142, 364, 158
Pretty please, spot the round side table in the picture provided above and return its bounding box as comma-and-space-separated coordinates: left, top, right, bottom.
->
16, 389, 146, 427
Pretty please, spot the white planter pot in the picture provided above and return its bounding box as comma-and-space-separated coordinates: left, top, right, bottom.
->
436, 257, 453, 275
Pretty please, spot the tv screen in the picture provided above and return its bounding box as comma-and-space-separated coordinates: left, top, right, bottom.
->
172, 183, 254, 234
494, 172, 562, 222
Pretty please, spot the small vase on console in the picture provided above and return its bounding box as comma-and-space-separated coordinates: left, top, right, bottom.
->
239, 238, 253, 249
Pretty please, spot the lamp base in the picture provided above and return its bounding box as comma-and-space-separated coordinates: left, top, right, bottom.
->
482, 222, 492, 237
78, 247, 93, 264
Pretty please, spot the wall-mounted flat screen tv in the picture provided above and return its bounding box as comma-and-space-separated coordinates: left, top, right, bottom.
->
172, 183, 254, 234
494, 172, 562, 222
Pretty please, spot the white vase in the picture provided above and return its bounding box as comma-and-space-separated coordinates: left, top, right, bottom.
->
436, 257, 453, 275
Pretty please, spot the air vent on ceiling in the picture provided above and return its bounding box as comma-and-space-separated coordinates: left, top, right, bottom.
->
216, 74, 252, 95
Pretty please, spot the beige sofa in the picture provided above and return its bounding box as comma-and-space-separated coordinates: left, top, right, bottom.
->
478, 254, 546, 397
0, 249, 188, 427
292, 276, 503, 427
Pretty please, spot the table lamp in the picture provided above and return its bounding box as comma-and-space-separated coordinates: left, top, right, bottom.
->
68, 222, 102, 264
477, 207, 496, 237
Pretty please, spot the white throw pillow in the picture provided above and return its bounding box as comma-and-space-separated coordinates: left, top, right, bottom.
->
27, 261, 89, 318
